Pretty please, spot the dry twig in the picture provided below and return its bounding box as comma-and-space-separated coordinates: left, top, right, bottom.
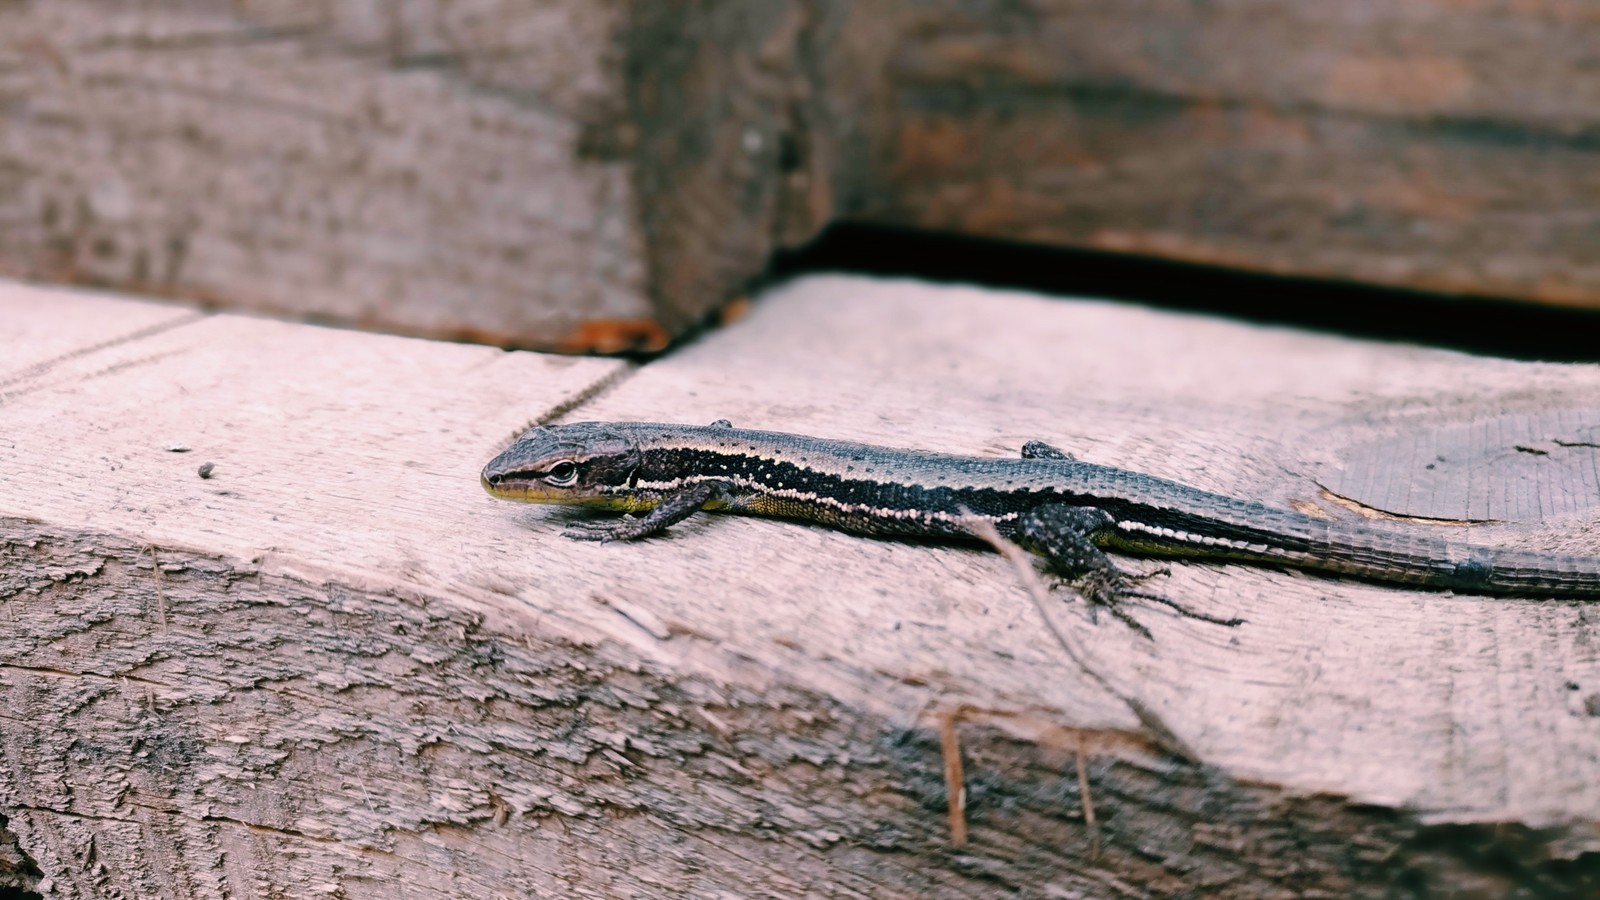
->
939, 711, 968, 846
961, 514, 1198, 763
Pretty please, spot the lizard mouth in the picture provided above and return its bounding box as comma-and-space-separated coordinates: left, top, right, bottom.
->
480, 474, 649, 511
481, 474, 567, 503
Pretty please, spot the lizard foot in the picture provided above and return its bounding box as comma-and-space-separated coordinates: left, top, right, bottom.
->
1065, 567, 1244, 639
1018, 504, 1245, 637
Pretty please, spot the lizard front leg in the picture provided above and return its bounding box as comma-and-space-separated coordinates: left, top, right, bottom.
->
1015, 503, 1243, 637
563, 480, 730, 543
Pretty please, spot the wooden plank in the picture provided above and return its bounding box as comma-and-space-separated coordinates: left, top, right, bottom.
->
3, 275, 1600, 896
814, 0, 1600, 308
0, 1, 818, 352
0, 1, 663, 351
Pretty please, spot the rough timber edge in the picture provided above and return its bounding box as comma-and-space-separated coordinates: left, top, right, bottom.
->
10, 514, 1596, 897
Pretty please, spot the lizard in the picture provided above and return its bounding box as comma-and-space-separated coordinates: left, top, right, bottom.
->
480, 420, 1600, 633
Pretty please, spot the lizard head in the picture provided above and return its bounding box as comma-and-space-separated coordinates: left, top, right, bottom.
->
481, 422, 645, 509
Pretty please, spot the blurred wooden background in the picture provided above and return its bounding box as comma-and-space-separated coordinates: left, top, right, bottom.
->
2, 1, 1596, 352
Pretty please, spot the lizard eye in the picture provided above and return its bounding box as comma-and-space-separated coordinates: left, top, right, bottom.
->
545, 461, 579, 486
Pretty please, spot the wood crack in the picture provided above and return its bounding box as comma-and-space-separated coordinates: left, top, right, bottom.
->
0, 311, 205, 396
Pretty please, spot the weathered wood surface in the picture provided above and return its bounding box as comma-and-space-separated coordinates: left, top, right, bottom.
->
3, 275, 1600, 897
2, 2, 1599, 359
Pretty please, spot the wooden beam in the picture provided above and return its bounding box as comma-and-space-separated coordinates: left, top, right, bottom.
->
4, 277, 1600, 895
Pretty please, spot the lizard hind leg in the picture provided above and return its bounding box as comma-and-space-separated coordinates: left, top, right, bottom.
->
1014, 504, 1243, 637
